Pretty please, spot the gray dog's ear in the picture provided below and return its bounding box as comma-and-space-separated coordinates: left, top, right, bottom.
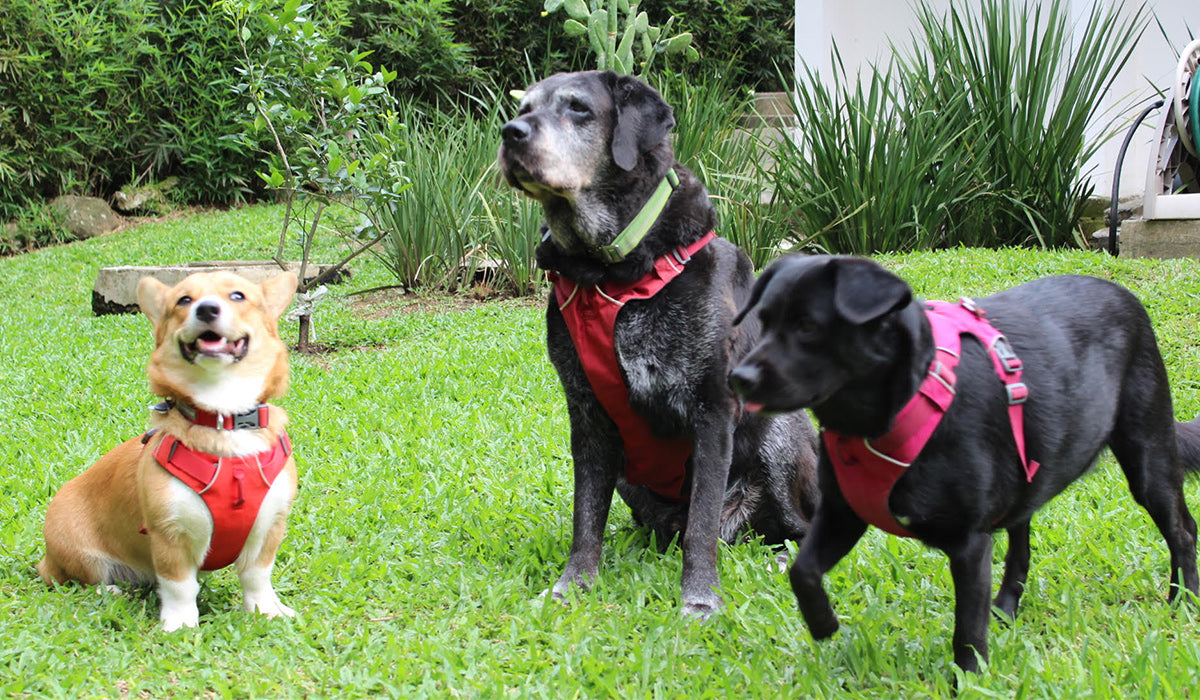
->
832, 257, 912, 325
607, 72, 675, 171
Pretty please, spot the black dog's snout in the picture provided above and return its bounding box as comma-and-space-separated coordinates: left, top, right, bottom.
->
501, 119, 532, 143
729, 363, 761, 396
195, 300, 221, 323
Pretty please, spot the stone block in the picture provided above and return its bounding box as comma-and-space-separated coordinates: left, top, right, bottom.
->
93, 261, 348, 315
1118, 218, 1200, 259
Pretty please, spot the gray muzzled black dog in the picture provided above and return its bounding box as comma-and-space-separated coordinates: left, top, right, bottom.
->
499, 70, 819, 618
729, 254, 1200, 670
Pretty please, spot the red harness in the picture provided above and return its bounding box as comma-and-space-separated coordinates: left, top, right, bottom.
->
551, 232, 717, 501
824, 298, 1040, 537
149, 405, 292, 570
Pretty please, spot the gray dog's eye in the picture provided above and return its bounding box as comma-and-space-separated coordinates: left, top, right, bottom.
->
568, 99, 590, 115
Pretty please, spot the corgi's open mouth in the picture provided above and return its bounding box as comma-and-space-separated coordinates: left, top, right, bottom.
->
179, 331, 249, 363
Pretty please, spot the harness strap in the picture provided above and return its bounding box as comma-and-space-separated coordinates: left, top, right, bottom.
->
827, 298, 1039, 538
152, 431, 292, 570
551, 232, 718, 501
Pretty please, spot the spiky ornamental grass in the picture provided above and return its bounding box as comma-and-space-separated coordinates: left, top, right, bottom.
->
3, 207, 1200, 698
777, 0, 1148, 254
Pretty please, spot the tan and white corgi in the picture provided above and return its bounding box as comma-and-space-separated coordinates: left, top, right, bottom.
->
38, 270, 300, 631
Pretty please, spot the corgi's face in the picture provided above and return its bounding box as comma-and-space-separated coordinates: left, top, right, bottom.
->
137, 271, 297, 413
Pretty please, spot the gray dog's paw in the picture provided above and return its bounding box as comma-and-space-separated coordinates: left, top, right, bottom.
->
681, 592, 724, 621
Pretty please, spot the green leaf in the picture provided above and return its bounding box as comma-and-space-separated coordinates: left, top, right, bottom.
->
664, 32, 692, 55
563, 19, 588, 37
563, 0, 589, 21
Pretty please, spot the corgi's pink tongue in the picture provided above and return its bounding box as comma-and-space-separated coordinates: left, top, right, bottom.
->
197, 335, 230, 354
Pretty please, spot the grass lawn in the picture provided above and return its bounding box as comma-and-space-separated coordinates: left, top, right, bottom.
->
3, 204, 1200, 698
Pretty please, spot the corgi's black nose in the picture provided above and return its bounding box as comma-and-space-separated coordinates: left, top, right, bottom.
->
501, 119, 531, 143
195, 300, 221, 323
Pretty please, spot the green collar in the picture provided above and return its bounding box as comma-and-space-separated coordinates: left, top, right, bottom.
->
596, 169, 680, 264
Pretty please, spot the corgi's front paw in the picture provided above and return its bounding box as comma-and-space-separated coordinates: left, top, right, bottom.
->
158, 576, 201, 631
244, 592, 295, 619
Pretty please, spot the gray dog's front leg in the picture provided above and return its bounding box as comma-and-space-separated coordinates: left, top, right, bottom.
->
551, 441, 621, 599
679, 415, 735, 618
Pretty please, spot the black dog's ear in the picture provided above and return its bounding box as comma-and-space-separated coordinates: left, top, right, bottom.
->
733, 254, 817, 326
832, 257, 912, 325
606, 72, 675, 171
733, 264, 779, 326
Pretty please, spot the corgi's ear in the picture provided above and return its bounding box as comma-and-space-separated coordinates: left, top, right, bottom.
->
260, 272, 298, 321
136, 277, 171, 326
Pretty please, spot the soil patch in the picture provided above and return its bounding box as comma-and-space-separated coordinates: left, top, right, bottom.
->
347, 286, 543, 320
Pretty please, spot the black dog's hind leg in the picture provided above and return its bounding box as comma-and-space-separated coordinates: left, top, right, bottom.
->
789, 497, 868, 640
993, 521, 1031, 619
945, 531, 994, 672
1109, 432, 1200, 602
1109, 370, 1200, 602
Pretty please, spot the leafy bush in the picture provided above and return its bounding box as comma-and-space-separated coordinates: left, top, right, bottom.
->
0, 0, 260, 219
651, 0, 795, 90
332, 0, 484, 106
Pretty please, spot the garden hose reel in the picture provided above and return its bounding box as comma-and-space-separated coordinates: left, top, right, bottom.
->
1143, 38, 1200, 220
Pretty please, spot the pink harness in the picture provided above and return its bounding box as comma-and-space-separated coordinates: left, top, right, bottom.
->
824, 298, 1040, 537
148, 405, 291, 570
551, 232, 717, 501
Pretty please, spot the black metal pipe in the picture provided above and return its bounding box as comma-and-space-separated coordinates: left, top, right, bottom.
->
1108, 99, 1164, 256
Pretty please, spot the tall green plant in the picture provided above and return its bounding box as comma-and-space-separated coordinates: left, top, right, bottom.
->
776, 52, 987, 255
900, 0, 1149, 247
364, 94, 542, 296
775, 0, 1148, 254
224, 0, 409, 350
661, 74, 793, 268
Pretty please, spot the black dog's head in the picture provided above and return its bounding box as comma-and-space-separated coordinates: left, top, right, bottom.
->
729, 255, 917, 421
498, 70, 674, 200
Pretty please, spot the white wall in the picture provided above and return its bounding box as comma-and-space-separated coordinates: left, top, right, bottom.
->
794, 0, 1196, 202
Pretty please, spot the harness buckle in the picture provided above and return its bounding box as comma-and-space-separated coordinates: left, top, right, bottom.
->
958, 297, 985, 317
1006, 382, 1029, 405
992, 336, 1022, 373
672, 245, 692, 266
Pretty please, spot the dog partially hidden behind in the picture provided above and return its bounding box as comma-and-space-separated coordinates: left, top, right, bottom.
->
38, 271, 299, 631
729, 254, 1200, 671
498, 70, 819, 617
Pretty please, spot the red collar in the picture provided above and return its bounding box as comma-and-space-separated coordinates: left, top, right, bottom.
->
825, 298, 1039, 537
154, 400, 271, 431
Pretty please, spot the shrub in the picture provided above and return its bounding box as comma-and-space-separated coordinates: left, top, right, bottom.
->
331, 0, 484, 105
0, 0, 260, 219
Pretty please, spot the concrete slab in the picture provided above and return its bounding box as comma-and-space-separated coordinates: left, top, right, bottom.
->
93, 261, 348, 315
1118, 219, 1200, 259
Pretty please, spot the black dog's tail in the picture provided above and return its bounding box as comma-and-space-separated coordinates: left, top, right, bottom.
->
1177, 417, 1200, 473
